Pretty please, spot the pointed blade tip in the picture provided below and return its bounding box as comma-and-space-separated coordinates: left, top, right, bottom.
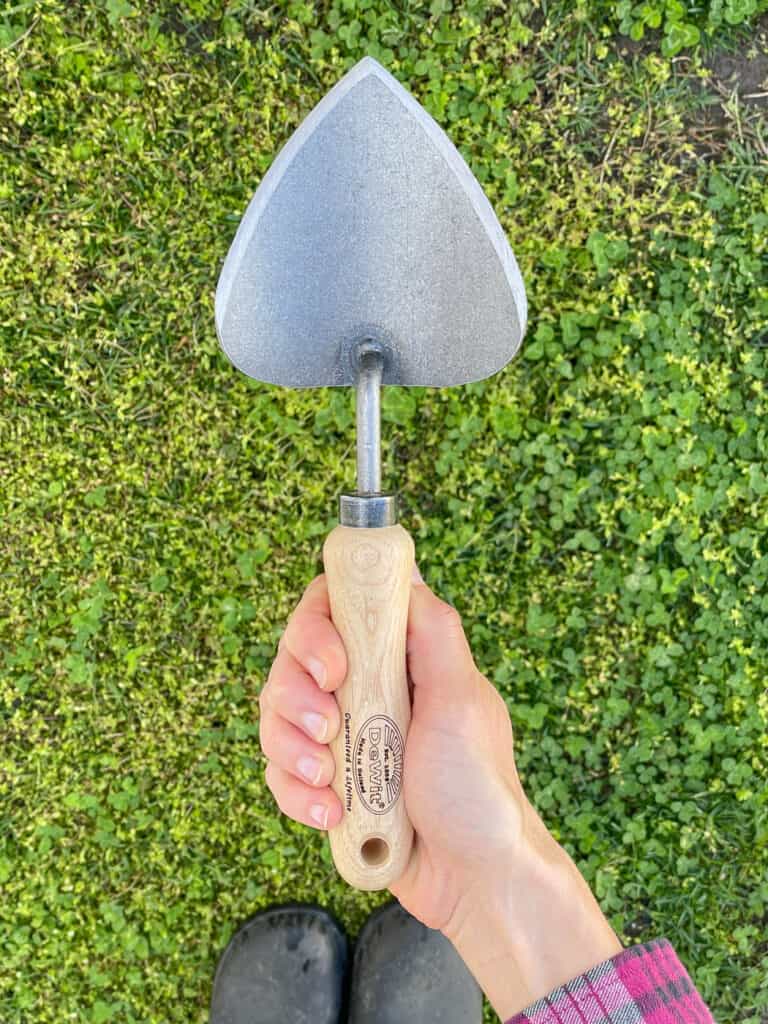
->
350, 55, 388, 77
345, 55, 403, 94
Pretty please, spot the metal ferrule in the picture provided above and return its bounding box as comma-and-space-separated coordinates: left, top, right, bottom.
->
340, 339, 398, 529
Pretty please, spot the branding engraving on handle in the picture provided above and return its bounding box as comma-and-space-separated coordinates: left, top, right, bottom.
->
346, 539, 392, 585
353, 715, 404, 814
351, 543, 380, 570
343, 712, 353, 812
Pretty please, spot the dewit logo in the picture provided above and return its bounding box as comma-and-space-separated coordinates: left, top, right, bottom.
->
353, 716, 404, 815
368, 727, 383, 805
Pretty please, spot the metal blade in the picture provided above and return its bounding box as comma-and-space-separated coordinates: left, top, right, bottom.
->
215, 57, 526, 387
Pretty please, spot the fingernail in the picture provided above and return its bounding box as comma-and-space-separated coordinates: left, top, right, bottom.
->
310, 803, 328, 828
301, 711, 328, 742
412, 563, 424, 584
306, 656, 327, 689
298, 755, 322, 784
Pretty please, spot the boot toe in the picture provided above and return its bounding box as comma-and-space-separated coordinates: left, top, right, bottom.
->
348, 901, 481, 1023
210, 903, 348, 1024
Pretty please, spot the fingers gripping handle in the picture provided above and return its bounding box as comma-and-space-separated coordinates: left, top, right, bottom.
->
322, 524, 414, 890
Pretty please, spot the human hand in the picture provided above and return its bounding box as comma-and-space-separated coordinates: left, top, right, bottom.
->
259, 568, 621, 1017
259, 568, 524, 922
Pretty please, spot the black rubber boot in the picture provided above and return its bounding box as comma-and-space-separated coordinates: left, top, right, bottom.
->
209, 902, 349, 1024
348, 900, 482, 1023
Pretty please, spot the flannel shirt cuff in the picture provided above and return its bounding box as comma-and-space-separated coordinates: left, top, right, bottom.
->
504, 938, 715, 1024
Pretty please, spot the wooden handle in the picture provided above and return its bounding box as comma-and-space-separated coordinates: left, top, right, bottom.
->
322, 523, 414, 890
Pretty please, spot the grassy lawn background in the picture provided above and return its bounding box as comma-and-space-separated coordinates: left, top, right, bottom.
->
2, 2, 767, 1021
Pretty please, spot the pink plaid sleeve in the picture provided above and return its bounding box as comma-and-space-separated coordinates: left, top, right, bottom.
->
504, 938, 715, 1024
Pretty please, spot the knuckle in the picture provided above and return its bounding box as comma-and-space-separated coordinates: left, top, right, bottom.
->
262, 674, 286, 710
491, 688, 511, 727
274, 791, 289, 817
286, 610, 325, 654
273, 790, 288, 817
493, 686, 509, 716
281, 617, 298, 652
436, 600, 464, 635
284, 618, 317, 661
305, 574, 326, 597
264, 765, 287, 814
258, 718, 277, 761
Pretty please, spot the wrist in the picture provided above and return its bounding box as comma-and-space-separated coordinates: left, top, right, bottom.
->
443, 802, 622, 1020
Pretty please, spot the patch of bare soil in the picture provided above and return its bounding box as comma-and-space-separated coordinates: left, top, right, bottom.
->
688, 14, 768, 158
706, 29, 768, 111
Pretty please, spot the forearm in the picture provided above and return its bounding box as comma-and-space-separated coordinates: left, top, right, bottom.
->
442, 802, 622, 1021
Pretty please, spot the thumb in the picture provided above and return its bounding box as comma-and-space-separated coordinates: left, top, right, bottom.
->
407, 565, 479, 707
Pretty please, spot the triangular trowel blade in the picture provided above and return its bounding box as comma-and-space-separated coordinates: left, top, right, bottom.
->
215, 57, 527, 387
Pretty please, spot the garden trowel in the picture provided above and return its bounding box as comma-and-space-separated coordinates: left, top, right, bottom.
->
215, 57, 527, 891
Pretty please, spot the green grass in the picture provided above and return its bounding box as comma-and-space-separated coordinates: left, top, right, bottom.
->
1, 2, 767, 1022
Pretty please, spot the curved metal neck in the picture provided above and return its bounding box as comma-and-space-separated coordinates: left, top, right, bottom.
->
339, 339, 397, 528
355, 340, 384, 494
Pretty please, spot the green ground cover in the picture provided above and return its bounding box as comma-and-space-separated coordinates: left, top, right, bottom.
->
2, 2, 767, 1021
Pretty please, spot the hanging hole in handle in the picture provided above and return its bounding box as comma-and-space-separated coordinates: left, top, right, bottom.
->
360, 836, 390, 867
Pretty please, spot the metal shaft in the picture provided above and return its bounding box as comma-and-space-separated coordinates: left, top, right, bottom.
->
356, 341, 383, 494
339, 339, 396, 528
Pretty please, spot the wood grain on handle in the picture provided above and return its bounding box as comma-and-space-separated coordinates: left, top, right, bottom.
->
322, 524, 414, 891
